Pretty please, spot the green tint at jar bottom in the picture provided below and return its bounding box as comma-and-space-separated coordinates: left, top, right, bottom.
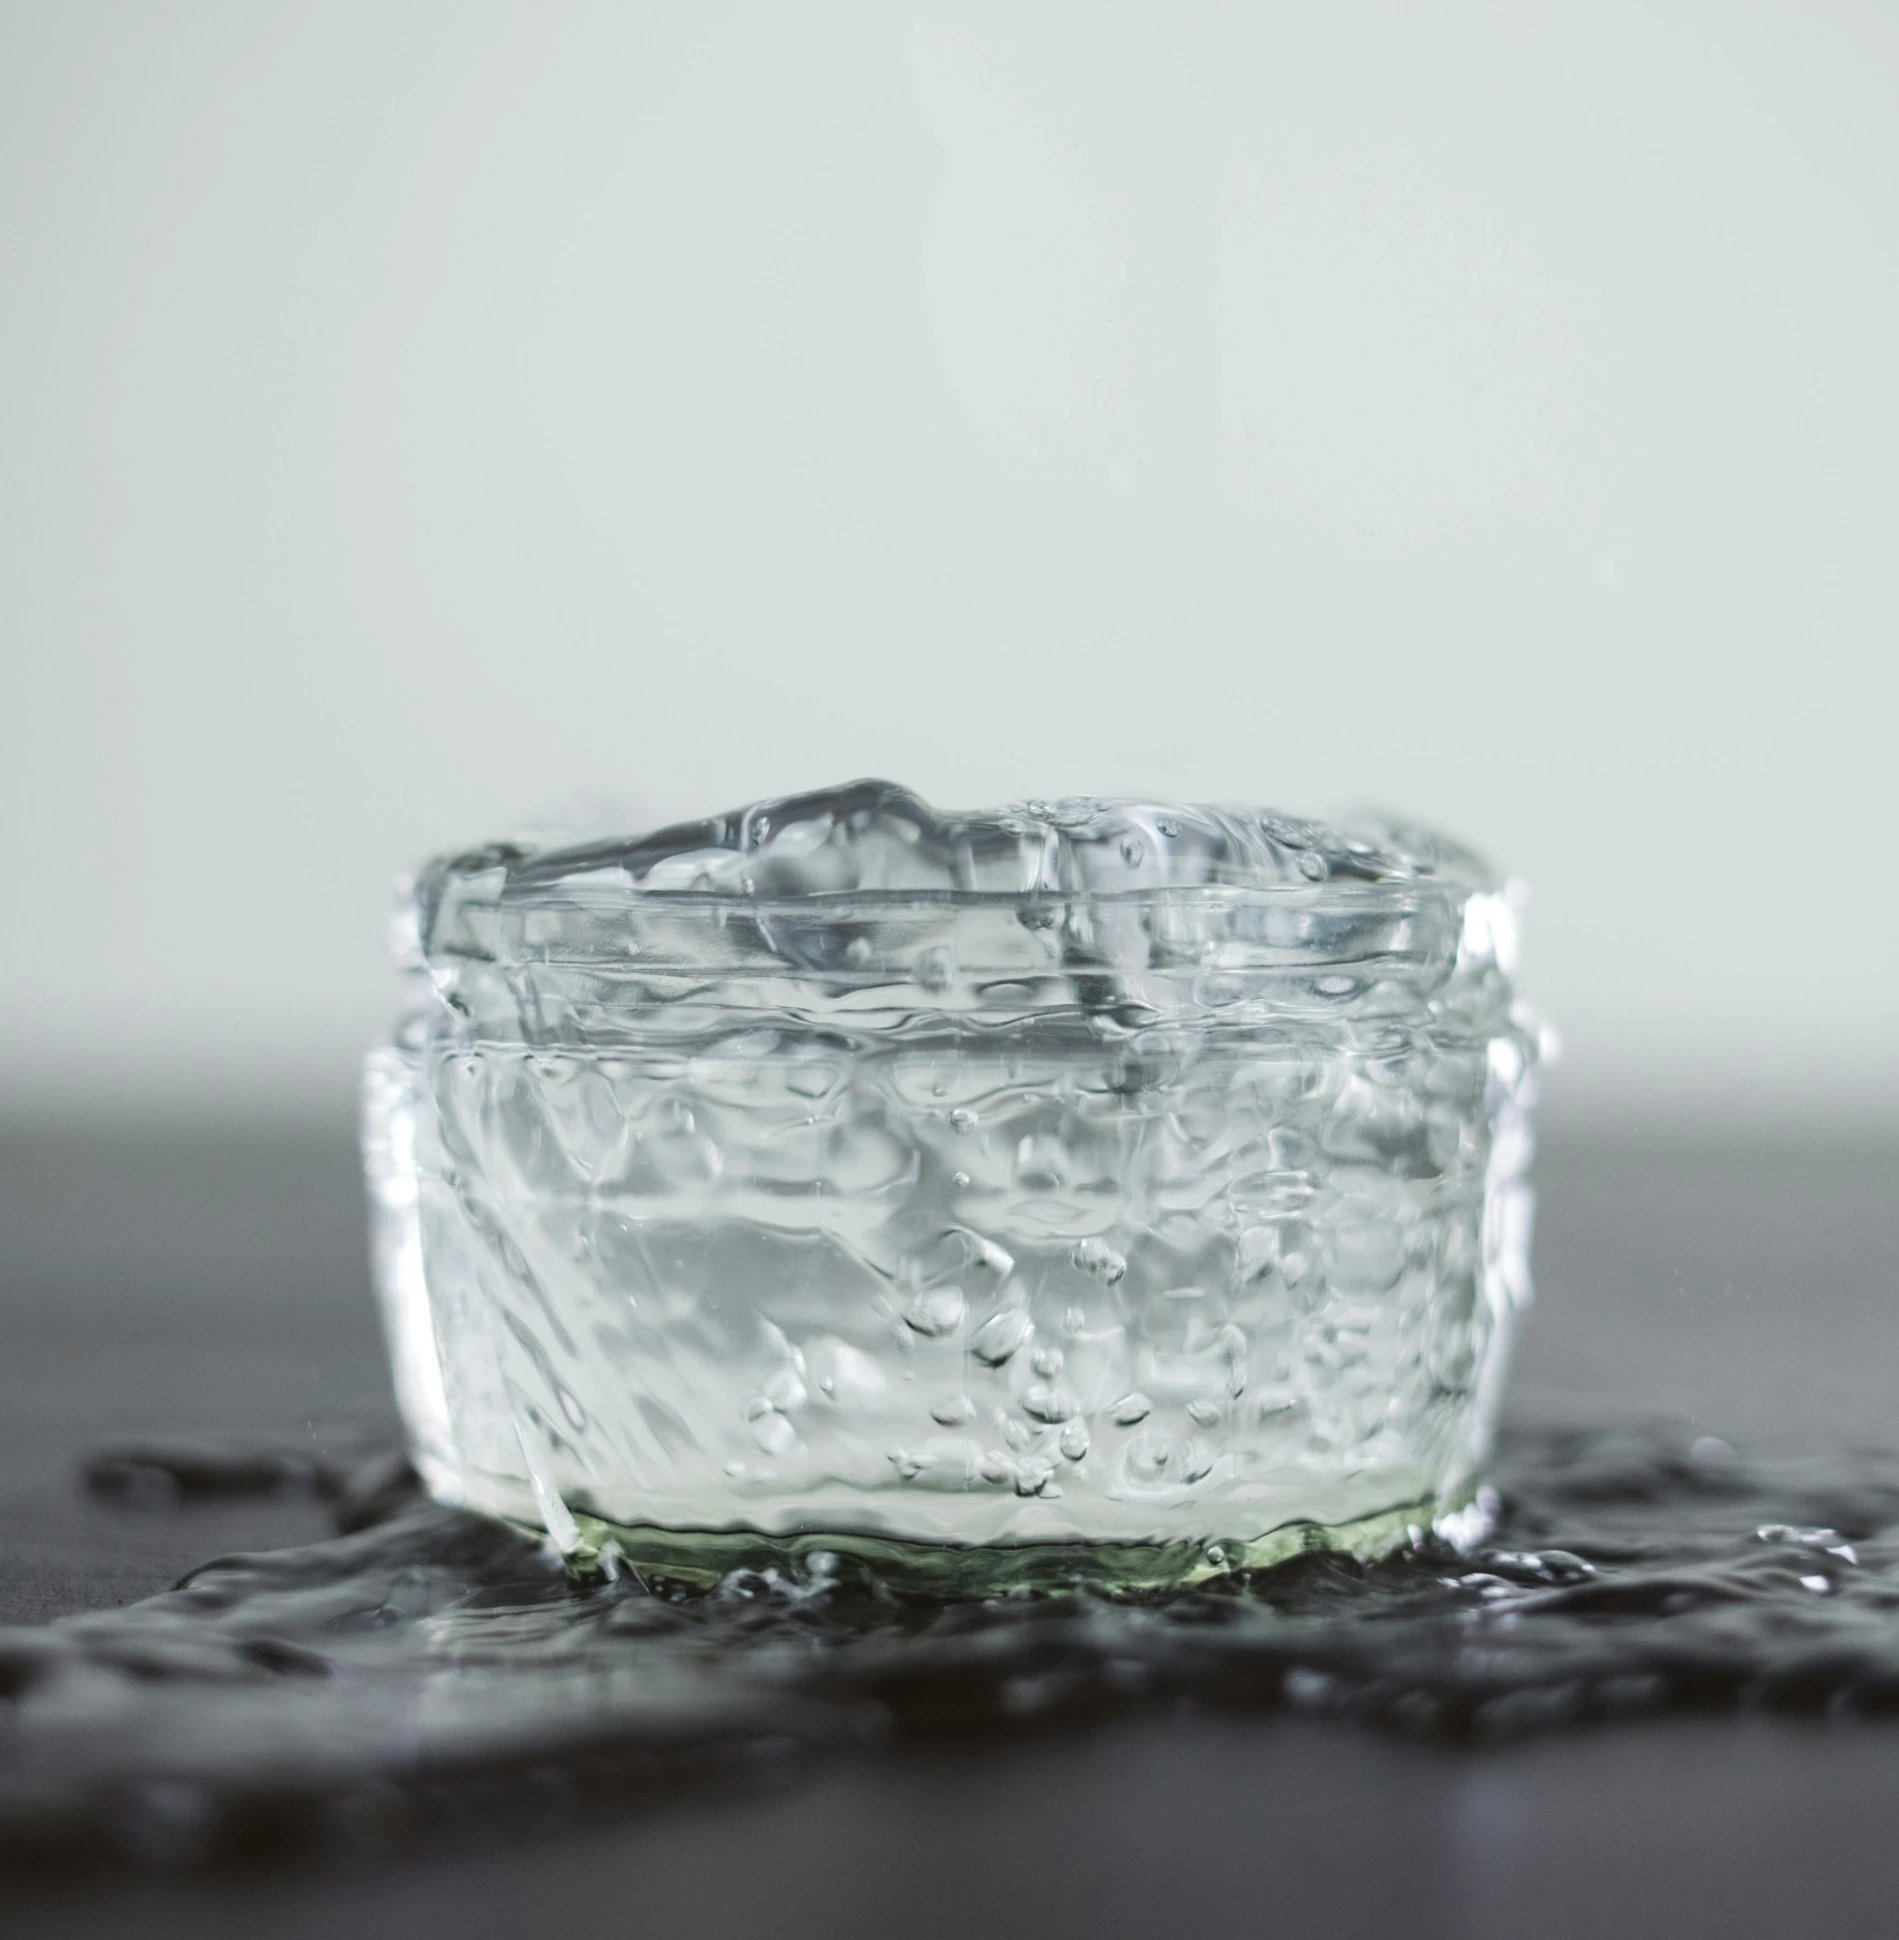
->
555, 1488, 1478, 1597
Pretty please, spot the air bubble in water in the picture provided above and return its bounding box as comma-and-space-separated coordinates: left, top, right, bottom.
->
903, 1287, 966, 1338
915, 945, 956, 994
970, 1309, 1031, 1367
1023, 1383, 1081, 1424
1070, 1237, 1126, 1284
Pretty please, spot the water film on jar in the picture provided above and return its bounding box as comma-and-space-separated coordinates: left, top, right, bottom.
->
363, 782, 1542, 1592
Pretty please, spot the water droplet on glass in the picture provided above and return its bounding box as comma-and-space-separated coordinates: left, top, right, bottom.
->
1110, 1392, 1152, 1426
1059, 1421, 1089, 1462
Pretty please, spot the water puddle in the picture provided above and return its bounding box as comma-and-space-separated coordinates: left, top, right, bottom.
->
7, 1421, 1899, 1873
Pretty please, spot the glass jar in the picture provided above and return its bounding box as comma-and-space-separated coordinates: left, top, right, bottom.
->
363, 781, 1540, 1589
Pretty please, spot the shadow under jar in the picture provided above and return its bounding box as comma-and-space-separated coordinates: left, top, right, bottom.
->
363, 781, 1541, 1592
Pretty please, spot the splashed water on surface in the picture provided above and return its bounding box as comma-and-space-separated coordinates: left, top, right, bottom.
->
7, 1421, 1899, 1875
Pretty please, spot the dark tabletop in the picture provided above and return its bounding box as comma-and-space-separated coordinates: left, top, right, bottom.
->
3, 1117, 1897, 1939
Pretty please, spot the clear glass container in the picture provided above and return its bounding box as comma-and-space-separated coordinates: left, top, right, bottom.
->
363, 782, 1540, 1589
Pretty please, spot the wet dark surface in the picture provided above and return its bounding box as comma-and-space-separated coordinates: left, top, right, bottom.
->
4, 1118, 1899, 1937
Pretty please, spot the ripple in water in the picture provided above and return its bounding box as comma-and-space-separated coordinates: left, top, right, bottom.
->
8, 1421, 1899, 1874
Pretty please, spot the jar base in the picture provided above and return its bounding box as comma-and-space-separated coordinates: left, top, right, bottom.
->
547, 1490, 1476, 1597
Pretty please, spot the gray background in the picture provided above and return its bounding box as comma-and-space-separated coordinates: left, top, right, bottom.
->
2, 0, 1896, 1128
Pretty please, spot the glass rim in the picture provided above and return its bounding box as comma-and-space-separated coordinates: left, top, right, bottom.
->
454, 877, 1466, 912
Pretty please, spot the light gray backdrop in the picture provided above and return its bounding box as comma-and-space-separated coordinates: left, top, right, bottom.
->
3, 1, 1894, 1126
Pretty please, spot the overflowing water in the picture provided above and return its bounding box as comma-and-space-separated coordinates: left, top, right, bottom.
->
8, 1418, 1899, 1875
370, 782, 1540, 1569
4, 786, 1865, 1883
